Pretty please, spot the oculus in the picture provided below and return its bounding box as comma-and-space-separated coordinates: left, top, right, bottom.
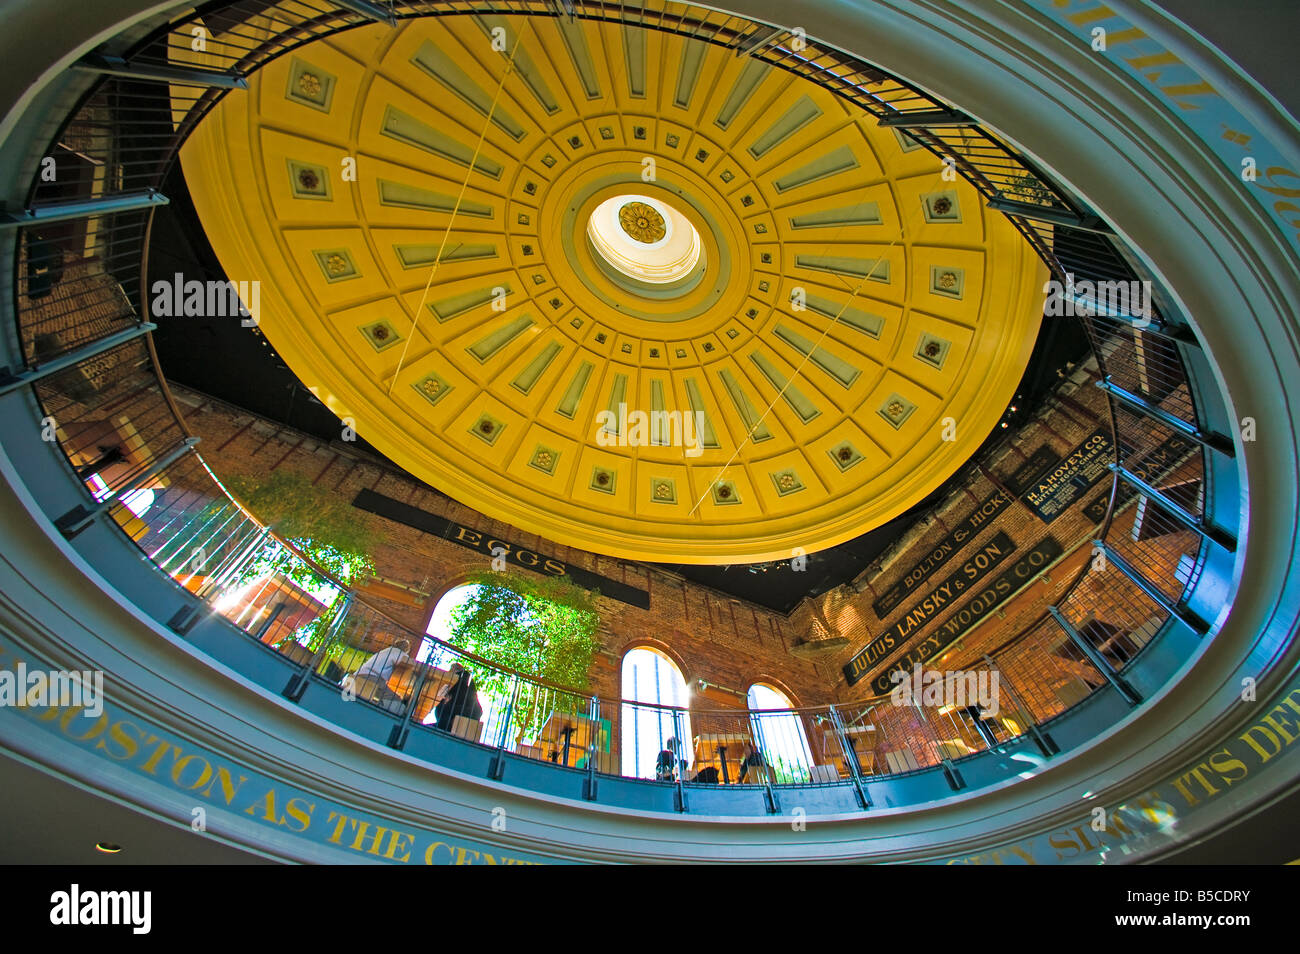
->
587, 194, 702, 286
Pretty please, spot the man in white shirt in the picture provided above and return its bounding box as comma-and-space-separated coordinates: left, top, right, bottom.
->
343, 638, 411, 711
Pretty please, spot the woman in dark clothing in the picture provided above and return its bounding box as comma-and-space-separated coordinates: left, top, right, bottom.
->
434, 662, 482, 731
737, 741, 768, 784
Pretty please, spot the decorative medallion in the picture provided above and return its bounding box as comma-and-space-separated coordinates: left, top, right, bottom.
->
712, 480, 740, 505
618, 201, 667, 244
288, 160, 329, 199
285, 58, 335, 111
930, 266, 965, 299
529, 445, 559, 475
771, 469, 804, 496
412, 374, 452, 408
590, 467, 615, 494
313, 248, 357, 282
651, 479, 677, 504
923, 190, 961, 223
470, 413, 505, 446
361, 320, 401, 352
915, 333, 951, 369
829, 441, 864, 471
879, 393, 918, 429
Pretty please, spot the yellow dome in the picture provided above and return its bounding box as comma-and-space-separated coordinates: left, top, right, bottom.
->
177, 13, 1046, 563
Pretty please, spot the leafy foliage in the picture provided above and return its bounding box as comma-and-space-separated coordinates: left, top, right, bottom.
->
226, 470, 377, 558
445, 570, 601, 739
222, 471, 376, 653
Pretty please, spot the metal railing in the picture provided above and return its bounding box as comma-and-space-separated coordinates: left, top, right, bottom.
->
3, 0, 1235, 805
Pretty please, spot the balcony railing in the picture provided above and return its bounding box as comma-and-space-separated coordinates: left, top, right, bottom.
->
3, 0, 1233, 807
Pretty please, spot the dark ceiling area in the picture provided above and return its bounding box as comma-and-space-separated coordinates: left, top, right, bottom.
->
148, 160, 1090, 615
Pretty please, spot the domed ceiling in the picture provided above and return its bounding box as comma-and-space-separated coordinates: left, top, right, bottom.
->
176, 13, 1046, 564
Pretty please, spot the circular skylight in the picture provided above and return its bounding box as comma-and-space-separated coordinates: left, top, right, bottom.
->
586, 194, 702, 285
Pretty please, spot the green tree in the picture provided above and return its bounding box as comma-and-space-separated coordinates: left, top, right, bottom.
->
446, 569, 601, 739
223, 471, 376, 653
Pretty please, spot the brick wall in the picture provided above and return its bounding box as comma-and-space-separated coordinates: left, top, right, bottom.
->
172, 386, 834, 709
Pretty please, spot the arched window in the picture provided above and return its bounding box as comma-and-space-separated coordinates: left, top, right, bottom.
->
621, 648, 692, 779
421, 584, 506, 743
746, 683, 814, 784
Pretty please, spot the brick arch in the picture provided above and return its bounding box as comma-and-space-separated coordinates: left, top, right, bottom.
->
617, 638, 693, 689
745, 676, 803, 710
420, 567, 495, 637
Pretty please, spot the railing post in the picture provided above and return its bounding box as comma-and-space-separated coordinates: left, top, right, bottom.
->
1093, 540, 1212, 635
747, 708, 780, 813
0, 322, 158, 393
987, 197, 1112, 232
56, 437, 200, 538
1110, 462, 1236, 551
334, 0, 398, 26
583, 694, 600, 800
388, 646, 435, 750
671, 708, 687, 812
283, 593, 353, 702
828, 705, 871, 809
0, 190, 169, 229
489, 675, 521, 780
981, 654, 1058, 758
252, 601, 288, 643
1096, 378, 1235, 457
908, 689, 966, 791
1048, 606, 1143, 706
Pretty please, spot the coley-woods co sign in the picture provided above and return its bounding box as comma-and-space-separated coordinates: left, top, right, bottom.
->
845, 531, 1016, 684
